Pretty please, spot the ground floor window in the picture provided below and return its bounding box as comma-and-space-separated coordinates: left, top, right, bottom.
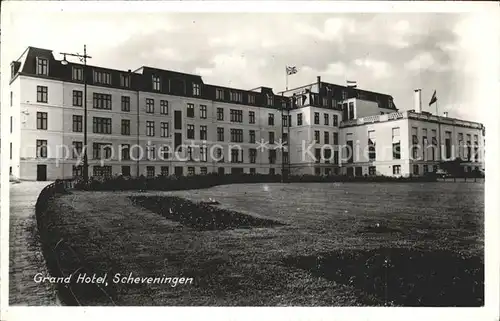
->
269, 168, 276, 175
250, 168, 256, 174
231, 167, 243, 175
72, 165, 83, 178
355, 167, 362, 176
93, 165, 112, 178
413, 165, 419, 175
368, 166, 376, 176
188, 167, 195, 175
146, 166, 155, 178
314, 167, 321, 176
433, 165, 438, 172
346, 167, 354, 176
333, 167, 339, 175
200, 167, 208, 175
393, 165, 401, 175
423, 165, 428, 173
121, 165, 131, 177
9, 167, 12, 175
175, 166, 183, 176
161, 166, 169, 176
325, 168, 331, 176
218, 167, 225, 175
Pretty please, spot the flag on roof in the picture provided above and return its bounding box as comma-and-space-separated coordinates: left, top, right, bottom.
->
286, 66, 298, 75
429, 90, 437, 106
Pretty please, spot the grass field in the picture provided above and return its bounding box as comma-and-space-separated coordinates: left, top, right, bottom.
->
45, 182, 484, 306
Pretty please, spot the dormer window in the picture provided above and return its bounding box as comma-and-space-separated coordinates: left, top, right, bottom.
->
120, 74, 131, 88
72, 67, 83, 81
193, 83, 201, 96
248, 94, 255, 105
341, 90, 347, 100
93, 70, 111, 84
230, 91, 242, 102
11, 64, 16, 78
216, 88, 224, 100
267, 94, 273, 106
152, 75, 161, 91
36, 57, 49, 76
388, 99, 394, 109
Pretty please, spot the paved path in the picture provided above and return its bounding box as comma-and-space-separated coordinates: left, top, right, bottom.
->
9, 181, 60, 306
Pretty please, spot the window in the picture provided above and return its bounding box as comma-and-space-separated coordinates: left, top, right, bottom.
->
73, 115, 83, 132
73, 165, 83, 178
161, 122, 169, 137
342, 91, 347, 100
120, 74, 130, 88
314, 112, 320, 125
122, 166, 131, 177
423, 165, 429, 173
282, 114, 288, 127
200, 167, 208, 175
192, 83, 201, 96
93, 117, 112, 134
152, 75, 161, 91
187, 124, 195, 139
93, 93, 112, 110
161, 166, 169, 176
249, 130, 256, 143
92, 143, 112, 159
249, 148, 257, 163
267, 94, 274, 106
200, 125, 208, 140
72, 67, 83, 81
187, 103, 195, 118
187, 147, 193, 161
216, 148, 224, 162
297, 113, 303, 126
216, 88, 224, 100
230, 109, 243, 123
121, 144, 130, 160
73, 90, 83, 107
268, 113, 275, 126
249, 111, 255, 124
94, 166, 112, 178
188, 167, 195, 175
333, 115, 338, 127
161, 146, 171, 159
324, 113, 329, 125
230, 129, 244, 143
146, 98, 155, 113
346, 140, 354, 163
10, 116, 13, 133
413, 165, 419, 175
37, 112, 48, 130
121, 96, 131, 112
200, 105, 207, 119
93, 71, 111, 84
393, 142, 401, 159
10, 143, 12, 160
348, 102, 355, 119
283, 151, 289, 164
393, 165, 401, 175
283, 132, 288, 145
72, 141, 83, 159
147, 145, 156, 160
200, 147, 208, 162
160, 100, 169, 115
315, 149, 321, 163
146, 166, 156, 178
231, 149, 243, 163
314, 130, 320, 143
230, 91, 242, 102
248, 94, 255, 105
36, 57, 48, 75
269, 132, 275, 144
37, 86, 48, 103
368, 131, 376, 161
250, 168, 256, 174
324, 131, 330, 144
369, 166, 376, 176
269, 150, 277, 164
217, 108, 224, 121
217, 127, 224, 141
10, 91, 13, 107
333, 132, 339, 145
445, 131, 452, 159
121, 119, 131, 135
146, 121, 155, 137
36, 140, 48, 158
270, 168, 276, 175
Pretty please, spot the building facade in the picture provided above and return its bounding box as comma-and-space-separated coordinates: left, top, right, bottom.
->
5, 47, 485, 180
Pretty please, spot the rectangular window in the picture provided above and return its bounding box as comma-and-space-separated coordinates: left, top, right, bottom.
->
297, 113, 303, 126
270, 168, 276, 175
93, 166, 112, 178
73, 115, 83, 132
121, 119, 131, 135
445, 131, 452, 159
161, 122, 169, 137
10, 143, 12, 160
10, 116, 13, 133
324, 113, 329, 125
120, 74, 130, 88
231, 149, 243, 163
187, 147, 194, 161
121, 166, 131, 177
393, 165, 401, 175
93, 117, 112, 134
268, 113, 275, 126
121, 96, 131, 112
423, 165, 429, 173
200, 167, 208, 175
187, 124, 195, 139
92, 143, 112, 159
250, 168, 256, 174
147, 145, 156, 160
72, 67, 83, 81
160, 100, 169, 115
161, 146, 171, 160
413, 165, 419, 175
346, 140, 354, 163
72, 141, 83, 159
10, 91, 13, 107
269, 132, 275, 144
93, 70, 111, 84
267, 94, 274, 106
249, 148, 257, 164
217, 127, 224, 141
73, 165, 83, 178
188, 167, 195, 175
152, 75, 161, 91
369, 166, 376, 176
249, 130, 256, 143
146, 98, 155, 113
37, 86, 48, 103
314, 130, 320, 143
200, 125, 208, 140
121, 144, 130, 160
324, 131, 330, 144
315, 149, 321, 163
230, 129, 244, 143
282, 114, 288, 127
216, 88, 224, 100
200, 147, 208, 162
283, 151, 289, 164
192, 83, 201, 96
187, 103, 195, 118
230, 109, 243, 123
314, 112, 320, 125
161, 166, 169, 176
146, 121, 155, 137
217, 108, 224, 121
216, 148, 224, 163
36, 57, 48, 75
269, 150, 277, 164
36, 140, 48, 158
333, 132, 339, 145
249, 111, 255, 124
333, 115, 338, 126
146, 166, 156, 178
73, 90, 83, 107
37, 112, 48, 130
93, 93, 112, 110
393, 142, 401, 159
200, 105, 207, 119
230, 91, 243, 102
368, 130, 376, 161
248, 94, 255, 105
348, 102, 355, 119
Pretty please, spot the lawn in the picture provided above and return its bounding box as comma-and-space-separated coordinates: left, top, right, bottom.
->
43, 182, 484, 306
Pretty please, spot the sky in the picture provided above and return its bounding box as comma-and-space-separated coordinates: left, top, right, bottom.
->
1, 1, 499, 124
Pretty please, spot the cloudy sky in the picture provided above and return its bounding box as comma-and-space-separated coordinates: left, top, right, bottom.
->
2, 1, 498, 124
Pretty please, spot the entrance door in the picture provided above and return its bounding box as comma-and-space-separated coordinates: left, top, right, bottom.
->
37, 165, 47, 181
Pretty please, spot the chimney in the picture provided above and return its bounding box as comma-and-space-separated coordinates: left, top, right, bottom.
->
413, 89, 422, 113
443, 111, 448, 118
317, 76, 321, 91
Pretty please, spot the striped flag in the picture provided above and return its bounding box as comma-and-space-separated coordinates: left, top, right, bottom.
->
346, 80, 357, 88
286, 66, 298, 75
429, 90, 437, 106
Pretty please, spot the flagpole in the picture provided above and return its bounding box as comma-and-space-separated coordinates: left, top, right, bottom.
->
436, 99, 442, 163
285, 66, 288, 91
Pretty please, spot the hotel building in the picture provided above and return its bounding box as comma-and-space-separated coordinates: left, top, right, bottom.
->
4, 47, 485, 180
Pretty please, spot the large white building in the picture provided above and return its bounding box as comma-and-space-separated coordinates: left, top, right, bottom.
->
4, 47, 485, 180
